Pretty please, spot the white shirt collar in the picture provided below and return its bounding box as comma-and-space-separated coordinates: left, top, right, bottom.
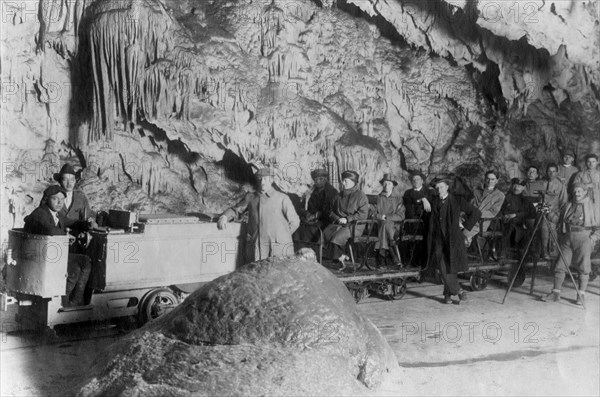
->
48, 208, 59, 226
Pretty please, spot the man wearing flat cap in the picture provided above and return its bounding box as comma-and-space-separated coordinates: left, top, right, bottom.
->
293, 168, 338, 244
54, 163, 96, 233
499, 178, 536, 259
372, 173, 405, 266
218, 167, 300, 263
323, 170, 369, 268
24, 185, 92, 306
427, 178, 481, 304
542, 182, 600, 305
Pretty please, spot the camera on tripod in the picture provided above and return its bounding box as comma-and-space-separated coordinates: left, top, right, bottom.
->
533, 191, 551, 214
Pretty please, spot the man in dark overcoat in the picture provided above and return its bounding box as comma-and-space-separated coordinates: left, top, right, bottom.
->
323, 170, 369, 268
427, 179, 481, 304
294, 168, 338, 243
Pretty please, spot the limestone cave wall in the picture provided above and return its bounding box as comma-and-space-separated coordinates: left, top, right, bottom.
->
2, 0, 599, 239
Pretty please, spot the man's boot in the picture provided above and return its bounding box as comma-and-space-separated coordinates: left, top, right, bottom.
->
576, 293, 585, 306
390, 245, 402, 267
541, 289, 561, 302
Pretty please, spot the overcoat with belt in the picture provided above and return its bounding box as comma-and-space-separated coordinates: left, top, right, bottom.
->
427, 194, 481, 273
222, 188, 300, 262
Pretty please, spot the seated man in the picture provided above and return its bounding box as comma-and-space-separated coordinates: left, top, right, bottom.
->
54, 164, 97, 234
499, 178, 536, 259
463, 170, 505, 248
293, 168, 338, 244
24, 186, 92, 306
323, 170, 369, 269
372, 173, 405, 266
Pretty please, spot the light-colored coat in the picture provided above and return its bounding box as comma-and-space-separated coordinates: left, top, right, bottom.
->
223, 188, 300, 262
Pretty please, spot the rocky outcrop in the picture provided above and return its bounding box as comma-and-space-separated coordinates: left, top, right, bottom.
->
76, 255, 400, 396
1, 0, 599, 246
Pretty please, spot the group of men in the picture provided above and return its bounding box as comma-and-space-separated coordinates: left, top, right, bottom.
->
217, 150, 599, 305
22, 150, 600, 307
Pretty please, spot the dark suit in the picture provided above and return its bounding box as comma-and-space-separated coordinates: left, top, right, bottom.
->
59, 190, 94, 233
427, 194, 481, 295
24, 205, 91, 305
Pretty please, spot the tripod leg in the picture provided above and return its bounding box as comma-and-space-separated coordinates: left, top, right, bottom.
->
547, 226, 585, 309
503, 214, 543, 304
529, 257, 538, 295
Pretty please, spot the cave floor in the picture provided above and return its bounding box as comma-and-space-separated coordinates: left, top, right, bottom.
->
1, 271, 598, 396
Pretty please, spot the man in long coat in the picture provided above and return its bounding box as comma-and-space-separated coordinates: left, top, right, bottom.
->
427, 179, 481, 304
463, 170, 505, 247
218, 168, 300, 263
372, 173, 405, 266
323, 170, 369, 267
294, 168, 338, 243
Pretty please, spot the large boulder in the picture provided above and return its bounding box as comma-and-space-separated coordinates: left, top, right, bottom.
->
76, 255, 400, 396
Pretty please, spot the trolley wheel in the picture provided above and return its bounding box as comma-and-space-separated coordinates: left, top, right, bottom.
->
139, 288, 179, 325
470, 272, 490, 291
508, 266, 526, 288
349, 286, 367, 303
391, 280, 407, 300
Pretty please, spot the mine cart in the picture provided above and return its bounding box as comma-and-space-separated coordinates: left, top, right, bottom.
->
2, 213, 243, 330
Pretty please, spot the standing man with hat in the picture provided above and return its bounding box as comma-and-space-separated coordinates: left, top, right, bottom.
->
573, 154, 600, 205
557, 148, 579, 193
373, 173, 405, 266
293, 168, 338, 244
427, 178, 481, 304
323, 170, 369, 268
542, 182, 600, 305
499, 178, 536, 259
402, 172, 433, 267
24, 185, 92, 306
54, 164, 97, 232
218, 168, 300, 263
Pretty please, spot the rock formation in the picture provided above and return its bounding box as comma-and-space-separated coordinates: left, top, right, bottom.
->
75, 255, 400, 396
1, 0, 599, 242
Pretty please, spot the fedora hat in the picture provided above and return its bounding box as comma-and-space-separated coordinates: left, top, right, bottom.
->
53, 164, 77, 182
379, 173, 398, 186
